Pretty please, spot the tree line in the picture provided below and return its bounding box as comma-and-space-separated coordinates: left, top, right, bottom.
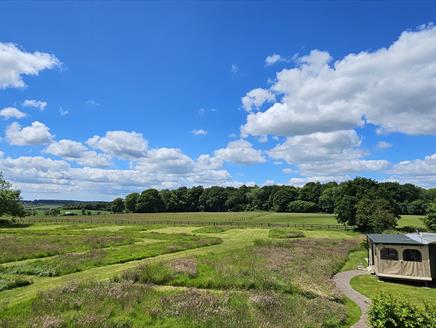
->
112, 178, 436, 232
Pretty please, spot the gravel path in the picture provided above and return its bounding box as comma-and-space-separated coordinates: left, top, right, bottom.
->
333, 270, 371, 328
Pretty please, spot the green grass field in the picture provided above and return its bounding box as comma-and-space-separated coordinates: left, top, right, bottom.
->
0, 213, 431, 327
16, 211, 426, 229
351, 275, 436, 306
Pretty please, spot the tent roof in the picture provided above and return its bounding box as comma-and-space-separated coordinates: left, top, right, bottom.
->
368, 234, 421, 245
367, 233, 436, 245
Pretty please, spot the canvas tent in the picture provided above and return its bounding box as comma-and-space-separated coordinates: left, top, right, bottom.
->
367, 233, 436, 282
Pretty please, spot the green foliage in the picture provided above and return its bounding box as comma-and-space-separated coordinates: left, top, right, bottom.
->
0, 275, 32, 291
112, 197, 125, 213
125, 192, 139, 212
287, 200, 318, 213
272, 187, 298, 212
355, 196, 398, 233
369, 294, 436, 328
424, 202, 436, 231
44, 208, 60, 216
136, 189, 164, 213
0, 174, 25, 218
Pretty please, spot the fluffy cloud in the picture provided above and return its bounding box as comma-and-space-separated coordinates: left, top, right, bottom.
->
22, 99, 47, 110
5, 121, 53, 145
388, 154, 436, 187
269, 130, 389, 180
0, 42, 60, 89
214, 139, 266, 164
0, 149, 233, 199
191, 129, 208, 136
242, 25, 436, 137
0, 107, 26, 119
45, 139, 110, 167
241, 88, 275, 112
87, 130, 148, 159
268, 130, 363, 163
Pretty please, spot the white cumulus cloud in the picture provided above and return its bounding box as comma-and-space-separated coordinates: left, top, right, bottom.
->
87, 130, 148, 159
5, 121, 53, 146
0, 42, 60, 89
0, 107, 26, 119
242, 25, 436, 137
214, 139, 266, 165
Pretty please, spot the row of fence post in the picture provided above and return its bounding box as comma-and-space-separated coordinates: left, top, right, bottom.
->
14, 217, 355, 231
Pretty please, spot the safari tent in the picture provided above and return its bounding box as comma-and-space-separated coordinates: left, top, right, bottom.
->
367, 233, 436, 282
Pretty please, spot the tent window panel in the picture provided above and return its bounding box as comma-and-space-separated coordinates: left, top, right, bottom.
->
403, 249, 422, 262
380, 248, 399, 260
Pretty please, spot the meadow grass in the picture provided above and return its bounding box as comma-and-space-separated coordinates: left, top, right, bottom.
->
16, 212, 424, 230
0, 223, 366, 327
0, 232, 136, 263
0, 275, 32, 292
397, 214, 426, 228
192, 226, 229, 233
121, 237, 359, 297
350, 274, 436, 306
0, 281, 349, 328
268, 228, 305, 239
1, 234, 222, 277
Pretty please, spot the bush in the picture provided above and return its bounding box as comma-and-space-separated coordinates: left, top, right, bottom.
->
269, 228, 305, 239
287, 200, 318, 213
369, 294, 436, 328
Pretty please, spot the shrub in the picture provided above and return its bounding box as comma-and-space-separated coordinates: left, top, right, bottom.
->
369, 294, 436, 328
287, 200, 318, 213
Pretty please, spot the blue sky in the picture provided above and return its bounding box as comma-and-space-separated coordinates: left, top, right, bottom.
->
0, 1, 436, 200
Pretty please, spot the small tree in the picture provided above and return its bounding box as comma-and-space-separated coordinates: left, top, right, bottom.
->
355, 196, 398, 233
424, 202, 436, 231
125, 192, 139, 212
112, 197, 125, 213
0, 174, 25, 219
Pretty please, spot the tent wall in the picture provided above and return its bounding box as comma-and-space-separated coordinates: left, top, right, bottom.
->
373, 243, 432, 281
430, 244, 436, 279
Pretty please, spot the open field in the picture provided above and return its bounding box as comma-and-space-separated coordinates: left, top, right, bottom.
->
15, 211, 426, 229
0, 222, 365, 327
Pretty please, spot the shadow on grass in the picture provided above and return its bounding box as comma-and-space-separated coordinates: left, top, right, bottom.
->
378, 276, 436, 288
0, 219, 30, 228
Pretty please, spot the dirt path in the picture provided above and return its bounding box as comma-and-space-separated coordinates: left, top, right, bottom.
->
333, 270, 371, 328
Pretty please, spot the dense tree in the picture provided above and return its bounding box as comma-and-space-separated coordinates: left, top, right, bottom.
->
136, 189, 164, 213
112, 198, 125, 213
318, 186, 340, 213
117, 178, 432, 219
355, 195, 399, 233
199, 186, 227, 212
272, 187, 298, 212
298, 182, 322, 203
0, 175, 25, 218
424, 202, 436, 231
125, 193, 139, 212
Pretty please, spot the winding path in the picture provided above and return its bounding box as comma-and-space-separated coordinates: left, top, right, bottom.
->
333, 270, 371, 328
